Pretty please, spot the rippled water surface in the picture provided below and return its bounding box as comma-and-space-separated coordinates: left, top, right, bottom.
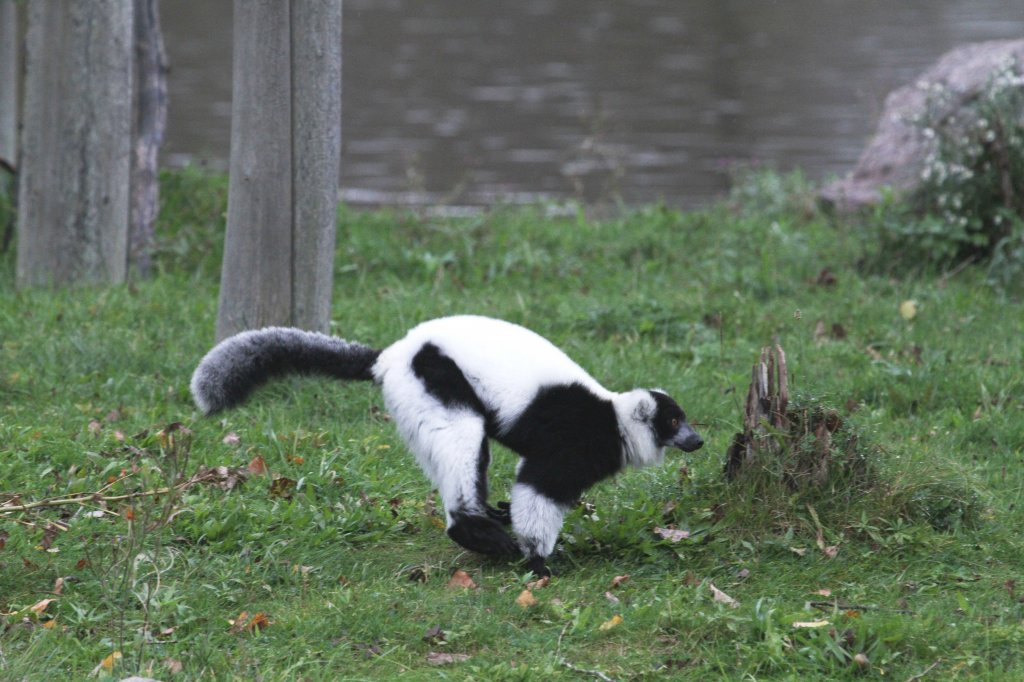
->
162, 1, 1024, 206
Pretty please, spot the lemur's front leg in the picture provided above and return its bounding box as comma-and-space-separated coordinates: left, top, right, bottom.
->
510, 482, 566, 578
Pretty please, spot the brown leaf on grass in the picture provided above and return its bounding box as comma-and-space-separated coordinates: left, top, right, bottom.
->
598, 614, 623, 631
268, 476, 295, 499
163, 657, 184, 675
526, 575, 550, 590
247, 455, 267, 476
790, 547, 808, 557
446, 569, 477, 590
654, 527, 690, 542
515, 589, 538, 609
90, 650, 121, 676
426, 652, 471, 666
229, 611, 271, 634
813, 268, 837, 286
708, 583, 739, 609
29, 598, 55, 615
422, 625, 445, 644
610, 574, 630, 588
793, 620, 830, 629
53, 577, 65, 595
190, 465, 249, 491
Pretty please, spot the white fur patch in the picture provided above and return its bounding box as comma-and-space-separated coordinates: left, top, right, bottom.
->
510, 483, 567, 559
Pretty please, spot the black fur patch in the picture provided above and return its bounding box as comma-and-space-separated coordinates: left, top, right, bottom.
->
649, 390, 686, 446
499, 383, 623, 504
447, 511, 519, 556
411, 343, 488, 416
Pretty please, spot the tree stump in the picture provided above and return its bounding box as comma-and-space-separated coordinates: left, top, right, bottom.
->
725, 344, 862, 489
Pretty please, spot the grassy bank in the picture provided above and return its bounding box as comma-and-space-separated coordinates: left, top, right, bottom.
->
2, 170, 1023, 680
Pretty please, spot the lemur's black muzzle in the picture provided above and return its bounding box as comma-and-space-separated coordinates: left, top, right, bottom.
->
669, 422, 704, 452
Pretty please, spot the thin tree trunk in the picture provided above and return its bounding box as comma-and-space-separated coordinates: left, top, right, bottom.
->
216, 0, 292, 340
16, 1, 134, 288
0, 0, 18, 168
290, 0, 342, 333
216, 0, 341, 341
130, 0, 168, 276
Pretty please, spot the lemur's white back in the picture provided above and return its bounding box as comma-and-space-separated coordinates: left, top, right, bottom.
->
374, 315, 612, 430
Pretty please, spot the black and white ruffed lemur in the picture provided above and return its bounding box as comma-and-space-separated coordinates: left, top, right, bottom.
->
190, 315, 704, 577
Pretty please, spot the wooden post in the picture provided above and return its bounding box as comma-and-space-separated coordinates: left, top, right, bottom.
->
215, 0, 342, 341
16, 1, 134, 287
129, 0, 168, 276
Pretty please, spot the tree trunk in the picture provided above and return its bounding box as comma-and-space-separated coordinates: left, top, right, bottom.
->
0, 0, 18, 168
16, 1, 134, 288
290, 0, 342, 333
216, 0, 341, 341
129, 0, 168, 277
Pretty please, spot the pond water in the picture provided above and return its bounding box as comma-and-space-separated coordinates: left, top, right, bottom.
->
161, 1, 1024, 207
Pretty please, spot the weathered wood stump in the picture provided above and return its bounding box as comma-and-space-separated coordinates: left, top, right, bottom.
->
725, 345, 865, 489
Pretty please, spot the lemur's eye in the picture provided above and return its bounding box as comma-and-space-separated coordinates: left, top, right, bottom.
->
670, 417, 680, 429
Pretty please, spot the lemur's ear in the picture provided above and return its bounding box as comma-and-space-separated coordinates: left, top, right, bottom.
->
631, 395, 655, 422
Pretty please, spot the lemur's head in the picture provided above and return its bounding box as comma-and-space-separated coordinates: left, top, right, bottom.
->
616, 389, 703, 467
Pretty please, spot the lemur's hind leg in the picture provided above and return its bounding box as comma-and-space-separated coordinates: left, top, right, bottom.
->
411, 413, 518, 557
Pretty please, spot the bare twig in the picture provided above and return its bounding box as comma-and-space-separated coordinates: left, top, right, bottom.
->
905, 659, 941, 682
558, 658, 617, 682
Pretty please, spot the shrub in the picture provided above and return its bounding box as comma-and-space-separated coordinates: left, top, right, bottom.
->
873, 58, 1024, 284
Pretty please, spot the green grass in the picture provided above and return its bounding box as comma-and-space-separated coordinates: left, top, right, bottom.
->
2, 168, 1023, 680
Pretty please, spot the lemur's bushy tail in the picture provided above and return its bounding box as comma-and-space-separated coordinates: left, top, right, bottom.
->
190, 327, 381, 414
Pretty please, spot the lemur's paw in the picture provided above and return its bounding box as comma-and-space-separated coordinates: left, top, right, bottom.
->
485, 501, 512, 526
526, 555, 552, 578
447, 511, 519, 556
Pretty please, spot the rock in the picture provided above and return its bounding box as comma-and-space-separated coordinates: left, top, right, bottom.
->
820, 39, 1024, 212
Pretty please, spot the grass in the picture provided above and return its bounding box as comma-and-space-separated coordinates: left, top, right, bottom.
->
1, 168, 1023, 680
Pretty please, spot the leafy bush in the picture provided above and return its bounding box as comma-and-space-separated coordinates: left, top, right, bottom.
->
873, 59, 1024, 284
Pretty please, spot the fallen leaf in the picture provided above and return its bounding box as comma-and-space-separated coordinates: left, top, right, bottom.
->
654, 526, 690, 542
852, 652, 870, 669
708, 583, 739, 608
42, 619, 57, 629
290, 455, 305, 465
736, 568, 750, 580
813, 588, 832, 597
822, 545, 839, 559
814, 320, 829, 343
446, 569, 476, 590
793, 620, 830, 629
229, 611, 271, 634
29, 598, 55, 615
163, 657, 184, 675
598, 614, 623, 631
91, 651, 121, 676
222, 432, 241, 446
790, 547, 807, 557
53, 577, 65, 595
422, 625, 445, 644
604, 591, 620, 606
515, 589, 537, 609
610, 574, 630, 588
813, 268, 837, 286
426, 652, 470, 666
526, 575, 550, 590
247, 455, 267, 476
0, 529, 7, 550
88, 420, 102, 436
268, 476, 295, 499
899, 299, 918, 321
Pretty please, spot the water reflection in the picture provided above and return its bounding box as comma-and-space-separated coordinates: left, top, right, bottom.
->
161, 0, 1024, 206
